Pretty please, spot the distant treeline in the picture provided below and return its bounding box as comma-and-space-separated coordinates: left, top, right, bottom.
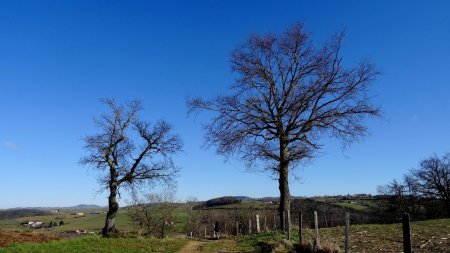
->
191, 194, 448, 229
371, 195, 449, 221
193, 196, 241, 209
0, 209, 50, 220
292, 196, 448, 227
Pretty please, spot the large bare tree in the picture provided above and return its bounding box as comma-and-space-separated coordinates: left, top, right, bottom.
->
81, 98, 182, 236
188, 23, 381, 229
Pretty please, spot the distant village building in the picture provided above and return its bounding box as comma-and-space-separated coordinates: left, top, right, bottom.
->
20, 221, 43, 228
66, 229, 87, 234
71, 212, 85, 216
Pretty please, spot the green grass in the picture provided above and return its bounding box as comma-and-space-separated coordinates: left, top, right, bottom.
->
0, 220, 21, 230
199, 239, 252, 253
2, 201, 449, 252
237, 231, 289, 250
54, 210, 132, 232
6, 210, 133, 233
3, 206, 190, 235
0, 236, 187, 253
313, 196, 387, 212
172, 208, 189, 234
235, 218, 450, 252
1, 219, 448, 252
332, 201, 368, 211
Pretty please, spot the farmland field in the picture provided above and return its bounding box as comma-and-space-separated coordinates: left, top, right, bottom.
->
293, 218, 450, 252
1, 217, 448, 252
0, 199, 449, 252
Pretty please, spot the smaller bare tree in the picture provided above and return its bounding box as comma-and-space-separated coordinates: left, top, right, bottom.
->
403, 174, 420, 217
377, 177, 421, 217
378, 179, 407, 212
411, 153, 450, 217
185, 196, 199, 237
128, 188, 177, 238
81, 98, 182, 236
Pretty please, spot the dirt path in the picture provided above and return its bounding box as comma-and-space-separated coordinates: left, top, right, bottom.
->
177, 240, 208, 253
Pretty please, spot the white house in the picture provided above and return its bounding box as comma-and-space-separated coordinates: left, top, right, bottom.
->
21, 221, 43, 228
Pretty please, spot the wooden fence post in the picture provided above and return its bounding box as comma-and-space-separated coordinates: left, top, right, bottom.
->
287, 210, 291, 240
249, 219, 252, 235
299, 211, 303, 244
402, 213, 412, 253
264, 216, 267, 232
344, 212, 350, 253
256, 214, 261, 233
314, 211, 319, 249
236, 221, 239, 236
273, 213, 277, 230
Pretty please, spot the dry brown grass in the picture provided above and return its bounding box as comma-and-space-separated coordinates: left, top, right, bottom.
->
0, 230, 60, 248
294, 240, 339, 253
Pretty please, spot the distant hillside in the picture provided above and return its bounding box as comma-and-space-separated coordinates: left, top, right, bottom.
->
0, 209, 50, 220
257, 197, 279, 202
61, 204, 104, 210
234, 196, 251, 201
194, 196, 242, 209
4, 204, 104, 211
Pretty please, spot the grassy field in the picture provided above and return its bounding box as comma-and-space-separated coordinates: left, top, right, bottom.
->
0, 235, 187, 253
0, 219, 448, 252
1, 209, 133, 233
0, 199, 449, 252
214, 219, 450, 252
313, 196, 386, 212
0, 197, 382, 234
331, 201, 368, 211
0, 220, 20, 231
192, 239, 252, 253
291, 218, 450, 252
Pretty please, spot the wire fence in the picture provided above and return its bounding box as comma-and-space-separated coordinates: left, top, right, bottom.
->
186, 210, 448, 252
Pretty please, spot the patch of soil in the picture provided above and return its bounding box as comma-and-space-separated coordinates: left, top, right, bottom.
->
0, 230, 60, 248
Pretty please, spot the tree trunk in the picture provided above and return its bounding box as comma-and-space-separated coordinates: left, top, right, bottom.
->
278, 138, 290, 230
102, 183, 119, 236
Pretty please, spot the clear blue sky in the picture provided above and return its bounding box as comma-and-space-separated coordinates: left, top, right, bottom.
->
1, 0, 449, 209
